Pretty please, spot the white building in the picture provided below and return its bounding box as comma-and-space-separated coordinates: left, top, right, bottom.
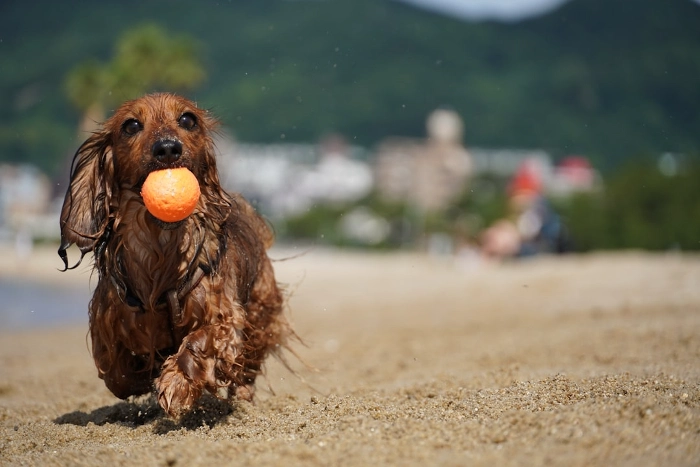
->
215, 134, 373, 219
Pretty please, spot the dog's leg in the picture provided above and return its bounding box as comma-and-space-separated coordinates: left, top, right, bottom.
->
155, 321, 242, 417
232, 257, 287, 402
94, 343, 154, 399
90, 295, 156, 400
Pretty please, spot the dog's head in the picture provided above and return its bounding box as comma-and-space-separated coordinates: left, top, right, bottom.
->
58, 93, 227, 270
105, 93, 216, 188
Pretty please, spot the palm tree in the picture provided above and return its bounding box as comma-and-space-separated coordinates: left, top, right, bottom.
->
66, 24, 206, 132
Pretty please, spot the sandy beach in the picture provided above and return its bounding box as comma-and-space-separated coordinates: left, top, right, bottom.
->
1, 245, 699, 466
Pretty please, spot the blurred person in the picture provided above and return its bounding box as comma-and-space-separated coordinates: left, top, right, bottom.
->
481, 159, 568, 260
480, 218, 521, 259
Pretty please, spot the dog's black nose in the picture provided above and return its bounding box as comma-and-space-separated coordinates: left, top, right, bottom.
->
152, 139, 182, 164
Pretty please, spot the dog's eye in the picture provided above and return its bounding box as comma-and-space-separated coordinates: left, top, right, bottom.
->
122, 119, 143, 136
178, 113, 198, 131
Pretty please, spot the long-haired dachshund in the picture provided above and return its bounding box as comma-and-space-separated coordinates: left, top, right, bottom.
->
59, 93, 290, 417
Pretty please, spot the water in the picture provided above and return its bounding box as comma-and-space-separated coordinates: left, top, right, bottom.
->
0, 279, 91, 331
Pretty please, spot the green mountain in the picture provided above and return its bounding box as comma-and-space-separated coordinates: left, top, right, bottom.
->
0, 0, 698, 174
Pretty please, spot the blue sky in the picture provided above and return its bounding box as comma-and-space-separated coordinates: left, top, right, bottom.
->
397, 0, 700, 21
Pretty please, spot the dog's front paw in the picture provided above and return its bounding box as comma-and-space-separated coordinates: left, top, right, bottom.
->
156, 358, 201, 418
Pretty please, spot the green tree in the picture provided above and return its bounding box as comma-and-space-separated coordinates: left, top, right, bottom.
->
65, 24, 205, 130
560, 158, 700, 251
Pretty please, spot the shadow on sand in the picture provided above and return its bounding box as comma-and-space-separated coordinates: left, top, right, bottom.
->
54, 394, 234, 434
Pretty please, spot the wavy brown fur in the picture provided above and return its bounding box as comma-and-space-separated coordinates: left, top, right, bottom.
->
59, 93, 290, 417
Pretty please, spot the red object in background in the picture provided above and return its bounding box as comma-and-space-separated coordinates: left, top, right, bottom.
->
557, 156, 594, 187
508, 160, 542, 197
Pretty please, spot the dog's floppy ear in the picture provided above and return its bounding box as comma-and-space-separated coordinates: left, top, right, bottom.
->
58, 132, 115, 270
196, 115, 233, 223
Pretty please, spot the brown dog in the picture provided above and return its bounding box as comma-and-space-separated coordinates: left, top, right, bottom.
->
59, 93, 290, 417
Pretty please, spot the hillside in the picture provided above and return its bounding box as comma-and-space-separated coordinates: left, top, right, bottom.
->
0, 0, 698, 174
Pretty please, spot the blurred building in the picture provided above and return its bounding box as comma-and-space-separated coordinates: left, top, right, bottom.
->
0, 164, 53, 246
548, 155, 601, 196
468, 148, 552, 178
216, 133, 373, 219
374, 109, 472, 212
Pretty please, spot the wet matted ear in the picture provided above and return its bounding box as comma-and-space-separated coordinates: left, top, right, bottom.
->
58, 132, 115, 270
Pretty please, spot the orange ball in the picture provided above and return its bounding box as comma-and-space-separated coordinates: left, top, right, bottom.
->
141, 168, 200, 223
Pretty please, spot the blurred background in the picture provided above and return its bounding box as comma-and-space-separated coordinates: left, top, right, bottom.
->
3, 4, 700, 461
1, 0, 699, 259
